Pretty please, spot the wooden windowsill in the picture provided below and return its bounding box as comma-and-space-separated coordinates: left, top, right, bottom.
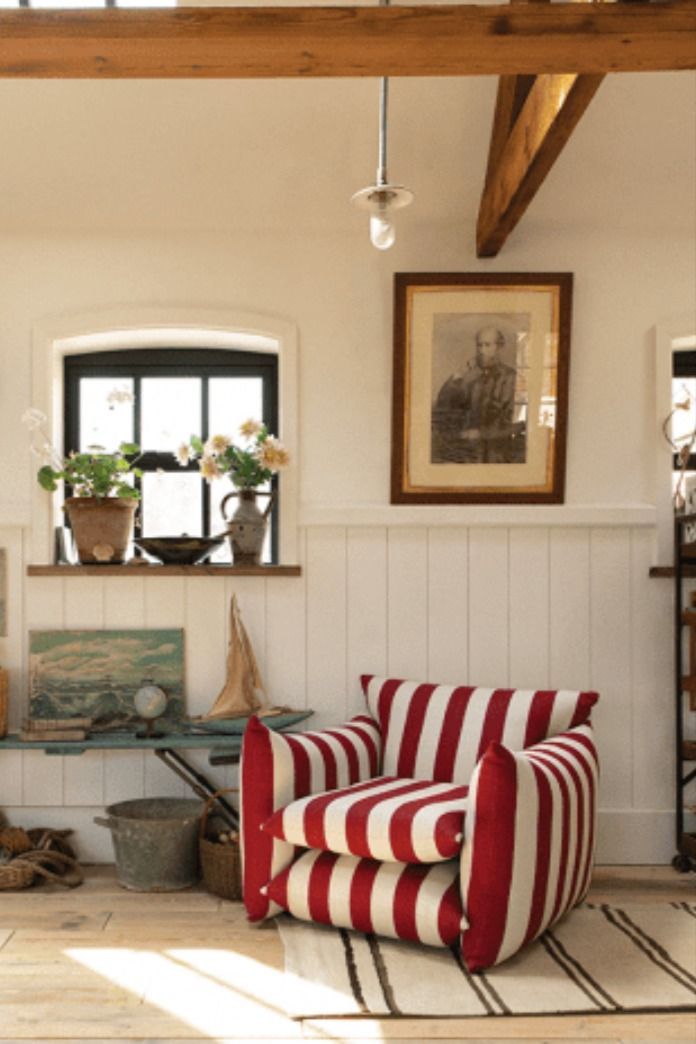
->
27, 564, 302, 577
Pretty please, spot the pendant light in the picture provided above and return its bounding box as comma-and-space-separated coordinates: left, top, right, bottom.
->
350, 0, 413, 250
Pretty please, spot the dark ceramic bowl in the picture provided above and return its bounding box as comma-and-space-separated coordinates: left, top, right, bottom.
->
135, 535, 225, 566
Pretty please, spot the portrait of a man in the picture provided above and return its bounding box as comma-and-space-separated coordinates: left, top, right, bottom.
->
431, 315, 528, 465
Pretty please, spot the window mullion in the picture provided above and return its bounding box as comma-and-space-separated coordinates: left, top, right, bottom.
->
202, 376, 211, 538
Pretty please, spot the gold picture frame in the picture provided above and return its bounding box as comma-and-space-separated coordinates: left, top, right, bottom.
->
391, 272, 573, 504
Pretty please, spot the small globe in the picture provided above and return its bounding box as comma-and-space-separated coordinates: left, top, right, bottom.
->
134, 683, 168, 721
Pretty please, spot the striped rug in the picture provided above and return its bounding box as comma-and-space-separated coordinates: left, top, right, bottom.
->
277, 902, 696, 1018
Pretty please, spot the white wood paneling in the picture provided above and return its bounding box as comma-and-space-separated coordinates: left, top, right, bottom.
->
306, 527, 348, 725
590, 528, 633, 809
5, 519, 686, 862
549, 528, 591, 689
630, 527, 674, 811
468, 527, 509, 687
265, 569, 307, 711
184, 577, 227, 719
509, 527, 550, 689
427, 527, 468, 684
387, 528, 428, 681
346, 527, 387, 715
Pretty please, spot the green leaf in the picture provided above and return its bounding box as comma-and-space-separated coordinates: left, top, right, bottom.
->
119, 442, 140, 456
37, 466, 59, 492
191, 435, 204, 454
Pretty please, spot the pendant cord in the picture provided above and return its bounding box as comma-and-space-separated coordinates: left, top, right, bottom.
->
377, 0, 389, 187
377, 77, 388, 187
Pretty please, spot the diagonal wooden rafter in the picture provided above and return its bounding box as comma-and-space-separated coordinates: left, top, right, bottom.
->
477, 69, 605, 257
477, 0, 617, 257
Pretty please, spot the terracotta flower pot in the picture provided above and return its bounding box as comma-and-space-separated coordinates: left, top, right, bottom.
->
64, 497, 138, 565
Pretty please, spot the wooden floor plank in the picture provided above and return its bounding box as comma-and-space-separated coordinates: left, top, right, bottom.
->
0, 865, 692, 1042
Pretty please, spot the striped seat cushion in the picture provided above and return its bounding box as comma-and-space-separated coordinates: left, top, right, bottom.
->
361, 675, 599, 783
264, 849, 465, 947
263, 776, 469, 863
460, 722, 599, 971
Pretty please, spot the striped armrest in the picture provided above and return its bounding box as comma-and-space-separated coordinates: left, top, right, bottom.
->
240, 714, 382, 921
460, 722, 598, 971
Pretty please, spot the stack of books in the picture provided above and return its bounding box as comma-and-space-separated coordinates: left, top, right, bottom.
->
19, 717, 92, 742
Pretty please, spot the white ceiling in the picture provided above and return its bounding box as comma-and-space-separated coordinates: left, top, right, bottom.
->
0, 70, 692, 238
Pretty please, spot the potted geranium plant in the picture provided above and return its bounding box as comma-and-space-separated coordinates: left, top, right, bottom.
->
177, 420, 289, 565
24, 409, 142, 565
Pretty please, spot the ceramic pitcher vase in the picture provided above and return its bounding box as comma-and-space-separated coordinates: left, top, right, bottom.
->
220, 488, 274, 566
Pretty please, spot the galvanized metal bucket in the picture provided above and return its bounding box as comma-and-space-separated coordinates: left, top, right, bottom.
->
95, 797, 204, 891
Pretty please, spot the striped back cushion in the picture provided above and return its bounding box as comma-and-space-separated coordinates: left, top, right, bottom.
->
264, 849, 464, 947
361, 675, 599, 783
460, 722, 598, 971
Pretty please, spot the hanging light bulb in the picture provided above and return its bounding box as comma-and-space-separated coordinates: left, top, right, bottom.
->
351, 10, 413, 251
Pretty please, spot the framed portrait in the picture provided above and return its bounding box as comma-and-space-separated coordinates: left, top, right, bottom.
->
391, 272, 573, 504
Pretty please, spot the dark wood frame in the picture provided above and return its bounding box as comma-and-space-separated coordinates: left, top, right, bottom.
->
391, 272, 573, 504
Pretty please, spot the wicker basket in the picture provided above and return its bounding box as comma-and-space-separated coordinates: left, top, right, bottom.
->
0, 859, 35, 891
199, 788, 241, 901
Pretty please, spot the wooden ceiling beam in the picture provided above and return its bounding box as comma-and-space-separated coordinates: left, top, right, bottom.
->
477, 71, 605, 256
0, 4, 694, 80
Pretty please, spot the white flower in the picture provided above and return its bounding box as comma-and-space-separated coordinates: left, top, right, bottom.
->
106, 387, 134, 407
240, 418, 264, 439
174, 442, 193, 466
22, 407, 48, 431
256, 437, 290, 472
204, 434, 231, 456
199, 455, 222, 483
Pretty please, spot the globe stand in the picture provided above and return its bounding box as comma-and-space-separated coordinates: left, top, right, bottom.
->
135, 716, 167, 740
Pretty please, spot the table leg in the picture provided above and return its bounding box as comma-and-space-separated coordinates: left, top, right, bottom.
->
155, 749, 239, 829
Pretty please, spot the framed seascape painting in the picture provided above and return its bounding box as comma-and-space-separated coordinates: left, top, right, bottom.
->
391, 272, 573, 504
28, 629, 185, 726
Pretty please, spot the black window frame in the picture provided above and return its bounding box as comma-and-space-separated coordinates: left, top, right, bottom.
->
672, 349, 696, 473
64, 347, 280, 562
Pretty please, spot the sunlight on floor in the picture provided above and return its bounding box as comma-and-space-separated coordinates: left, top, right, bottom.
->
65, 945, 298, 1039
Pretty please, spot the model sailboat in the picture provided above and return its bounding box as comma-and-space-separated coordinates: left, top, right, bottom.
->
197, 595, 265, 719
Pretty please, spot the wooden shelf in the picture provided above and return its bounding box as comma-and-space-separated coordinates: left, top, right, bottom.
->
683, 740, 696, 762
27, 564, 302, 578
649, 565, 696, 578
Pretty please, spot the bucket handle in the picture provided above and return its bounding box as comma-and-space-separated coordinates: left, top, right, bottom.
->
93, 815, 115, 830
199, 787, 239, 841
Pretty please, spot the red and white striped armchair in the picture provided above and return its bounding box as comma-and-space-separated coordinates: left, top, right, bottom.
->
240, 675, 599, 971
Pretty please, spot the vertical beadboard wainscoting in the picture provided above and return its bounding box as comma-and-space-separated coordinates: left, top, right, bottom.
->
0, 520, 674, 863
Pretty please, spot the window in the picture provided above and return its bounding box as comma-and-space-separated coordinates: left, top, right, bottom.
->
64, 347, 279, 562
671, 343, 696, 510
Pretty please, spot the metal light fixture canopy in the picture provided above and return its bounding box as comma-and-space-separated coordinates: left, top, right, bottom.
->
351, 24, 414, 250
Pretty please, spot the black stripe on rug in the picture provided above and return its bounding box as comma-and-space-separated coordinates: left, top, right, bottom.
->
601, 905, 696, 994
450, 944, 503, 1016
366, 933, 401, 1015
541, 931, 619, 1011
339, 928, 368, 1013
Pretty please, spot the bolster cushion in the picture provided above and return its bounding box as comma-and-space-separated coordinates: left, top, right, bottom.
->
264, 849, 465, 947
362, 674, 599, 783
263, 775, 469, 863
241, 713, 382, 921
460, 722, 599, 971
